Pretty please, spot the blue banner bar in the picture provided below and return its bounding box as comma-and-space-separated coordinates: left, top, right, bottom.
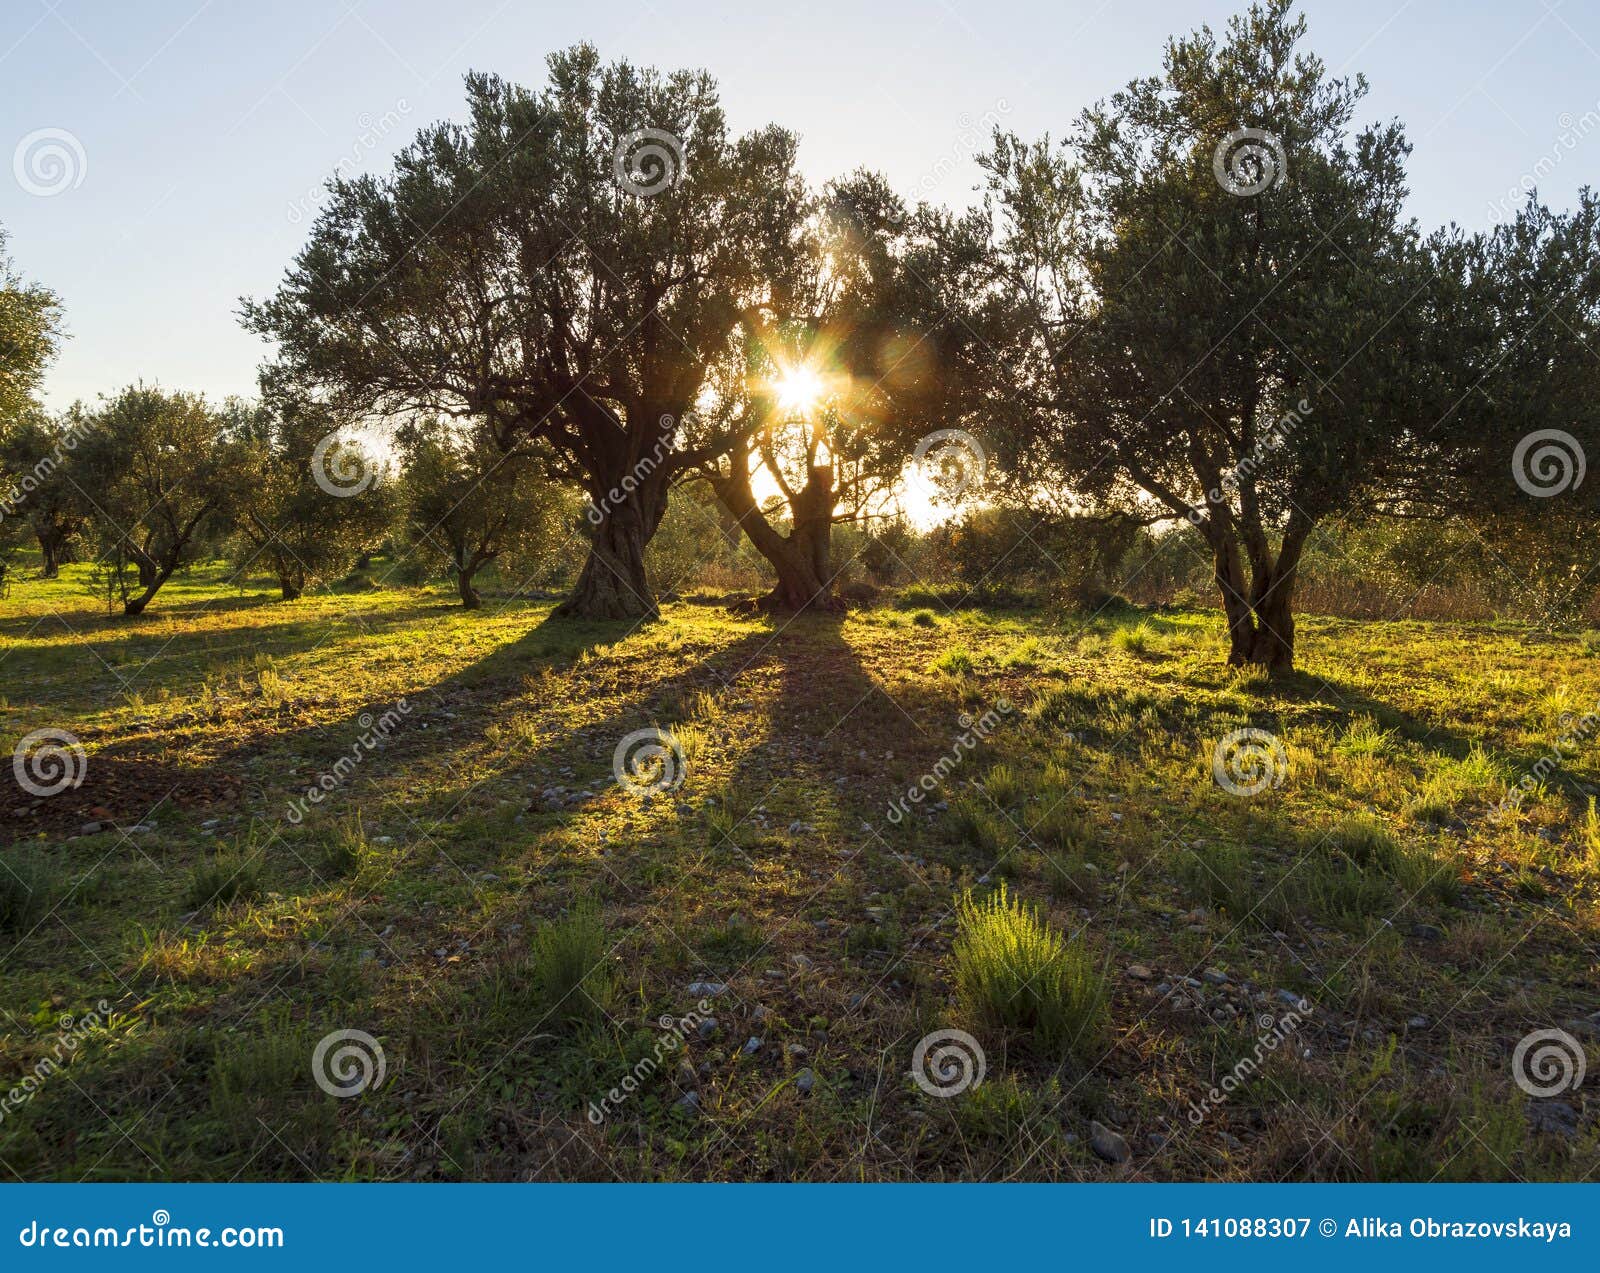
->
0, 1185, 1591, 1269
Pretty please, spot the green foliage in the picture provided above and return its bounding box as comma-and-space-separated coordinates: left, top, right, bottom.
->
185, 852, 262, 911
0, 853, 53, 932
527, 902, 616, 1025
953, 883, 1107, 1058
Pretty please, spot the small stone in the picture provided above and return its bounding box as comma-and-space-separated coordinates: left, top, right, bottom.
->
787, 1043, 808, 1057
1406, 1015, 1428, 1029
791, 953, 814, 972
751, 1005, 769, 1024
687, 981, 729, 997
79, 821, 104, 835
742, 1037, 762, 1055
1127, 964, 1154, 981
1409, 923, 1444, 942
673, 1091, 700, 1115
795, 1068, 815, 1094
1562, 1018, 1600, 1041
676, 1060, 698, 1088
697, 1017, 719, 1040
1528, 1100, 1579, 1138
1275, 989, 1307, 1008
1089, 1120, 1132, 1164
1203, 967, 1228, 985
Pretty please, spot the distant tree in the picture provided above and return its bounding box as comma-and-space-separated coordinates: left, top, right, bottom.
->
1398, 193, 1600, 623
692, 173, 992, 610
0, 227, 66, 590
0, 408, 92, 577
229, 394, 399, 600
0, 227, 61, 428
77, 386, 248, 615
243, 46, 807, 620
395, 418, 567, 609
980, 0, 1425, 669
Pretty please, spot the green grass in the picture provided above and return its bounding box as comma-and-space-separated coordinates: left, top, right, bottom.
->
953, 883, 1108, 1059
1, 556, 1596, 1181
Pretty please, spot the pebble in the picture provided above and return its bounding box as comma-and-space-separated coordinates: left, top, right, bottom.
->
742, 1037, 762, 1056
1406, 1015, 1428, 1029
687, 981, 729, 997
697, 1018, 719, 1040
1127, 964, 1154, 981
1089, 1120, 1132, 1164
796, 1068, 815, 1094
1203, 967, 1228, 985
673, 1092, 700, 1115
1275, 989, 1307, 1008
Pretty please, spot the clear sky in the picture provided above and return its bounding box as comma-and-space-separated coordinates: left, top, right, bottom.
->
3, 0, 1598, 410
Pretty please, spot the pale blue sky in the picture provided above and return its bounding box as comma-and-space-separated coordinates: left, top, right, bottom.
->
3, 0, 1597, 409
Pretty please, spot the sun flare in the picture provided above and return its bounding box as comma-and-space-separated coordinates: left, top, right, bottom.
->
772, 364, 825, 415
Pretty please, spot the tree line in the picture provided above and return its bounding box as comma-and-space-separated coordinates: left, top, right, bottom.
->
2, 1, 1595, 668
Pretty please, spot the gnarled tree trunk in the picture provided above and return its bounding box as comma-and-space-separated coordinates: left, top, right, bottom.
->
557, 476, 668, 621
1205, 519, 1309, 672
711, 456, 840, 612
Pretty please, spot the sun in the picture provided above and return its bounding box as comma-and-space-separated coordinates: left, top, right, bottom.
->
773, 364, 825, 415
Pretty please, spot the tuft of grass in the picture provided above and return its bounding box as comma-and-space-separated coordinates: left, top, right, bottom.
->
1111, 621, 1159, 656
980, 763, 1023, 810
1335, 717, 1397, 757
932, 647, 974, 676
209, 1012, 338, 1155
185, 852, 262, 910
909, 609, 939, 628
315, 814, 369, 881
0, 854, 54, 933
952, 882, 1107, 1058
527, 901, 616, 1025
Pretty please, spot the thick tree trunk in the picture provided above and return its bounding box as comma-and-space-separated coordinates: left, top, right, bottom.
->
1209, 525, 1306, 672
556, 484, 664, 621
456, 565, 482, 609
37, 529, 61, 578
124, 565, 173, 615
279, 577, 303, 602
712, 460, 840, 612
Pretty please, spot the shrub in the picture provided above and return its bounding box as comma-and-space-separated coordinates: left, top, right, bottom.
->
932, 647, 974, 676
953, 883, 1107, 1058
528, 902, 615, 1024
909, 609, 938, 628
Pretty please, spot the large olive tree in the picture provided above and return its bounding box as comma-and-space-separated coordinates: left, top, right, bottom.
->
243, 46, 807, 620
981, 0, 1426, 669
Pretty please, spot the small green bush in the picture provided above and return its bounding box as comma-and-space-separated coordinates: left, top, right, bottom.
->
953, 883, 1107, 1058
528, 902, 616, 1024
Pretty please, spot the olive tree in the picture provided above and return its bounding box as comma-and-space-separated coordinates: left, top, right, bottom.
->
77, 386, 248, 615
981, 0, 1424, 669
243, 46, 807, 620
395, 418, 567, 609
229, 394, 400, 600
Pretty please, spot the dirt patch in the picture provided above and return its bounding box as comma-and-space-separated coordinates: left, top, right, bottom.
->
4, 754, 245, 843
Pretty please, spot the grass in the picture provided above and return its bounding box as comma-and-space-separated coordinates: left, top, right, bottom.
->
1, 556, 1597, 1181
953, 883, 1108, 1059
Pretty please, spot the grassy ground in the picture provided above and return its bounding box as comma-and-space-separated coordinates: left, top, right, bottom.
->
1, 560, 1598, 1181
